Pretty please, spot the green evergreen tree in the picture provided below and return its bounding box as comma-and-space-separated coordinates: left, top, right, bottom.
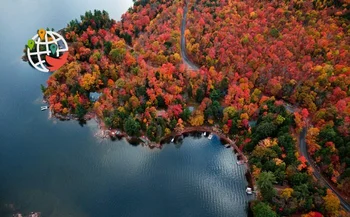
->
252, 202, 277, 217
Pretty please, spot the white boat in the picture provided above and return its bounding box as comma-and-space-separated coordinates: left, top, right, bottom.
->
41, 106, 48, 111
246, 187, 253, 195
204, 132, 207, 136
208, 133, 213, 140
171, 138, 175, 143
236, 160, 244, 165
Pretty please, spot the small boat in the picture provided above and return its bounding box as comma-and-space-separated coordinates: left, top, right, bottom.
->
236, 160, 244, 165
246, 187, 253, 195
208, 133, 213, 140
171, 138, 175, 143
204, 132, 207, 136
224, 143, 230, 148
41, 106, 48, 111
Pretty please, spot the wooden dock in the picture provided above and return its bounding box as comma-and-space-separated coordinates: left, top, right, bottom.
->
165, 126, 248, 163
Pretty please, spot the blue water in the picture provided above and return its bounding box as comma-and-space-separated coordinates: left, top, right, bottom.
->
0, 1, 250, 216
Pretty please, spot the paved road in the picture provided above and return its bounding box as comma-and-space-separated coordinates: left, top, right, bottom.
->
181, 1, 199, 71
180, 2, 350, 210
300, 128, 350, 212
285, 104, 350, 211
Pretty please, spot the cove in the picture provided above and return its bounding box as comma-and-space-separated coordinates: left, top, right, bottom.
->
0, 0, 251, 216
0, 121, 251, 217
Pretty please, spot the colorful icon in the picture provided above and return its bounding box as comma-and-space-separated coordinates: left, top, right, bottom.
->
27, 39, 35, 50
38, 29, 46, 41
50, 44, 57, 55
46, 52, 69, 72
25, 28, 69, 72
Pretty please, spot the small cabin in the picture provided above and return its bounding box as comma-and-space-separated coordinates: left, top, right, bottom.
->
89, 92, 101, 102
187, 106, 195, 114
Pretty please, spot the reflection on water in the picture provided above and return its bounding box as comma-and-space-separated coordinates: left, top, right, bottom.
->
0, 120, 251, 217
0, 0, 251, 216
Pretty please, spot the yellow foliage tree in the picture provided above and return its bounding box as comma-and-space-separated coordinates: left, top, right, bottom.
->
62, 108, 69, 115
164, 128, 171, 136
323, 189, 340, 217
222, 124, 229, 134
171, 53, 181, 64
280, 188, 294, 200
189, 110, 204, 126
252, 165, 261, 179
251, 88, 262, 103
93, 101, 102, 116
175, 118, 184, 132
258, 137, 278, 148
240, 113, 249, 120
112, 40, 126, 49
294, 111, 304, 133
117, 106, 126, 114
129, 96, 140, 109
80, 73, 96, 91
223, 106, 236, 122
274, 158, 283, 166
306, 127, 321, 155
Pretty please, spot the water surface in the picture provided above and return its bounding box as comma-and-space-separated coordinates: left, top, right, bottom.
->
0, 1, 250, 216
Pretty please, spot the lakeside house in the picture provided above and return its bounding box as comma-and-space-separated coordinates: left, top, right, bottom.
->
248, 120, 257, 127
187, 106, 195, 114
89, 92, 101, 102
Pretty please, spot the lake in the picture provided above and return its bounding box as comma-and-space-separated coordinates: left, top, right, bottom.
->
0, 1, 251, 216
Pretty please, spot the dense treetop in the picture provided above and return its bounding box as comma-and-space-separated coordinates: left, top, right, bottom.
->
185, 0, 350, 205
41, 0, 349, 216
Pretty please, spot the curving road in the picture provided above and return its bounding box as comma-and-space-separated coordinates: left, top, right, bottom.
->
181, 1, 199, 71
286, 106, 350, 212
300, 128, 350, 212
180, 3, 350, 212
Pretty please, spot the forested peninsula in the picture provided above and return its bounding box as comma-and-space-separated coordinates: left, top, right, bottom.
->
37, 0, 349, 216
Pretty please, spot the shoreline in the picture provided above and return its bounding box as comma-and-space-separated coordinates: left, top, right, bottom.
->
49, 109, 255, 190
43, 22, 256, 193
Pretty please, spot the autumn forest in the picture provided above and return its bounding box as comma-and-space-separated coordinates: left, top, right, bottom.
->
39, 0, 350, 216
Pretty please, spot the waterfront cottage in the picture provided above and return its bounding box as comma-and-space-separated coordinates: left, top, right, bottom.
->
89, 92, 101, 102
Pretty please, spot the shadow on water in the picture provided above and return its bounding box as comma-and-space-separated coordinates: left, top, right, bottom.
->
191, 132, 203, 139
78, 119, 87, 127
55, 118, 87, 127
128, 137, 141, 146
110, 136, 118, 142
247, 201, 254, 217
174, 141, 183, 149
10, 115, 250, 216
